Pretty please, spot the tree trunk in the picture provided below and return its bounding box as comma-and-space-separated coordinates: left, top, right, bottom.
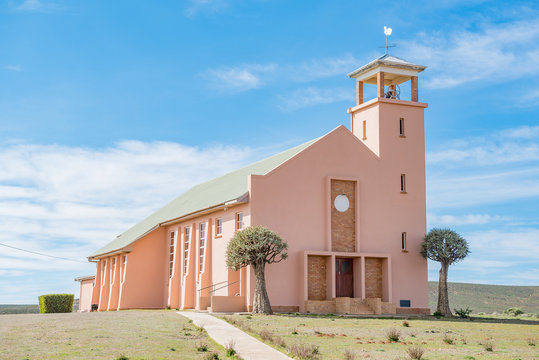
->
437, 262, 452, 316
252, 262, 272, 314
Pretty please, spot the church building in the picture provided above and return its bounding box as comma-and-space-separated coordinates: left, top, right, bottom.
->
80, 54, 430, 315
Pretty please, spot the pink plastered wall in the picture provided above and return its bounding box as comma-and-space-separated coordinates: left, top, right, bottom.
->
250, 102, 428, 310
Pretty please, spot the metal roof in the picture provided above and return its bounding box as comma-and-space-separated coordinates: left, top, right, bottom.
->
89, 136, 321, 259
348, 54, 427, 79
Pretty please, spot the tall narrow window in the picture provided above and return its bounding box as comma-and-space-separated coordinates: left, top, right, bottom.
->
401, 232, 407, 251
101, 260, 107, 286
362, 120, 367, 140
121, 255, 127, 283
399, 118, 405, 137
400, 174, 406, 193
235, 212, 244, 231
215, 218, 222, 237
184, 227, 191, 274
169, 231, 175, 278
199, 223, 206, 273
110, 257, 116, 283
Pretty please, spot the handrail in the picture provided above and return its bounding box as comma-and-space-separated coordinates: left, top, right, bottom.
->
209, 280, 239, 294
198, 280, 228, 292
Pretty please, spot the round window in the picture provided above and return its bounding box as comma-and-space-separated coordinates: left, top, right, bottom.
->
334, 194, 350, 212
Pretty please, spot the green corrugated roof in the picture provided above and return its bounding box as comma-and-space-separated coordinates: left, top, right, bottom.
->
90, 137, 320, 258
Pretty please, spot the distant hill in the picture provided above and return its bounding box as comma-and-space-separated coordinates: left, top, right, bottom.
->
0, 299, 80, 314
0, 304, 39, 314
429, 281, 539, 314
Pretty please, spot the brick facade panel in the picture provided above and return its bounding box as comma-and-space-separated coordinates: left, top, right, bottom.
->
307, 255, 327, 300
331, 180, 356, 252
365, 258, 383, 298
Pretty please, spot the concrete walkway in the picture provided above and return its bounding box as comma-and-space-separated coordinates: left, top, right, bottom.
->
178, 311, 292, 360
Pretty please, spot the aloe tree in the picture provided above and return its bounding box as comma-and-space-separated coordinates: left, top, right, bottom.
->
226, 225, 288, 314
421, 228, 469, 316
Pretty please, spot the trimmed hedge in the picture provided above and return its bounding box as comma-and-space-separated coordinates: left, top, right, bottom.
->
38, 294, 74, 313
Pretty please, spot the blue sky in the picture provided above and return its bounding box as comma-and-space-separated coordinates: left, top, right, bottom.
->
0, 0, 538, 303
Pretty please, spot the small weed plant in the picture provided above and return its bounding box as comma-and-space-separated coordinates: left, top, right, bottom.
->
433, 311, 444, 319
196, 342, 209, 352
344, 348, 357, 360
454, 307, 472, 318
259, 329, 273, 342
273, 335, 287, 347
481, 339, 494, 352
225, 339, 236, 357
526, 338, 536, 346
402, 320, 410, 327
443, 334, 454, 344
406, 346, 424, 360
203, 353, 220, 360
116, 356, 129, 360
386, 328, 401, 342
289, 343, 320, 360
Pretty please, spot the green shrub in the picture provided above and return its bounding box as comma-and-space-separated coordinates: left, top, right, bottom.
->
196, 342, 208, 352
454, 307, 472, 318
386, 328, 401, 342
504, 307, 523, 316
203, 353, 219, 360
406, 346, 424, 360
432, 311, 444, 319
38, 294, 74, 313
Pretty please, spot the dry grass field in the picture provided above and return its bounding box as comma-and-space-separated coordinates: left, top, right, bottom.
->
0, 310, 226, 360
221, 313, 539, 359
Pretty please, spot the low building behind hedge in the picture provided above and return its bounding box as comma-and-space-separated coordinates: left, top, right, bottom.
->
38, 294, 74, 313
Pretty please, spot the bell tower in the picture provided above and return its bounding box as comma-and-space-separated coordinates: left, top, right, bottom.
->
347, 54, 427, 156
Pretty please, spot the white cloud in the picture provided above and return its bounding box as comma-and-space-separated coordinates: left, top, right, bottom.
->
427, 125, 539, 168
428, 213, 506, 226
400, 19, 539, 88
426, 124, 539, 208
294, 54, 360, 81
0, 140, 265, 286
506, 125, 539, 139
428, 166, 539, 208
202, 54, 361, 95
3, 65, 22, 71
277, 87, 354, 111
203, 64, 277, 92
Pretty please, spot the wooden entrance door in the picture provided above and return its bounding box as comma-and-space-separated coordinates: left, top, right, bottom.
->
335, 258, 353, 297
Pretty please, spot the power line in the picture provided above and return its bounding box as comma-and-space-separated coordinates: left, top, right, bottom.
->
0, 242, 89, 264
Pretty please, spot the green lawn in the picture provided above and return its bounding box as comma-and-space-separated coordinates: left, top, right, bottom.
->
0, 310, 226, 360
221, 313, 539, 359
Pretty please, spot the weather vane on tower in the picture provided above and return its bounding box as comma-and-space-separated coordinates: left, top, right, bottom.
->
383, 26, 396, 55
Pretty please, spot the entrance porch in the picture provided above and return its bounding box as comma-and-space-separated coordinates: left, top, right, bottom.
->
303, 250, 396, 314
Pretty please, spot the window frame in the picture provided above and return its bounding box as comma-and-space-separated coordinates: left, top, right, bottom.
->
235, 212, 244, 231
121, 255, 127, 283
362, 120, 367, 140
169, 231, 175, 278
399, 117, 405, 137
215, 218, 222, 237
401, 232, 407, 251
184, 227, 191, 275
400, 174, 407, 193
199, 222, 206, 274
